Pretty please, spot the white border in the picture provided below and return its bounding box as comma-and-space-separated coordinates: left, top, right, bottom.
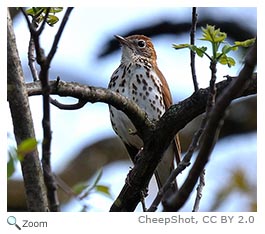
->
1, 0, 262, 233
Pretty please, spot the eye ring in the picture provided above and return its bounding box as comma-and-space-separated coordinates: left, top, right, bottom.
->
137, 40, 146, 48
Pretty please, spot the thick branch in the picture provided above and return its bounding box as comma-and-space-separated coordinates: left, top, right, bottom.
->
7, 9, 49, 211
23, 7, 56, 211
22, 8, 74, 211
26, 75, 256, 133
26, 74, 256, 211
27, 81, 154, 139
164, 42, 257, 211
109, 75, 256, 212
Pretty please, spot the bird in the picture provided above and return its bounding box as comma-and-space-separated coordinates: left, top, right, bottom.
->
108, 34, 181, 199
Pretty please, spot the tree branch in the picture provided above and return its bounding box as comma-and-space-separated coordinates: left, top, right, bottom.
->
27, 80, 154, 139
26, 72, 256, 211
7, 9, 49, 211
21, 7, 74, 211
26, 75, 256, 127
46, 8, 74, 65
50, 98, 87, 110
190, 7, 199, 92
110, 73, 256, 211
192, 168, 205, 212
164, 41, 257, 211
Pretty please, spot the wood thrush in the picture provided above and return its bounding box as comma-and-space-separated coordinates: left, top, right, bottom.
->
108, 34, 181, 198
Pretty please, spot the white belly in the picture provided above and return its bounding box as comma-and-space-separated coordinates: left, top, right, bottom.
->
109, 62, 165, 149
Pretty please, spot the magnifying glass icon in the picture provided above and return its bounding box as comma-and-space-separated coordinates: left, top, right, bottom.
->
7, 216, 21, 230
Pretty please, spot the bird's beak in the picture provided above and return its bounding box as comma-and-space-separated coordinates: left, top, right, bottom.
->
115, 35, 132, 49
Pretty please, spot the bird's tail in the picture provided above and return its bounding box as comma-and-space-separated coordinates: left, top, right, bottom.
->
155, 135, 181, 200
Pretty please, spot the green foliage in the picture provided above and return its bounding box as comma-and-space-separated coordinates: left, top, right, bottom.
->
7, 138, 38, 178
173, 24, 256, 67
7, 150, 17, 179
174, 44, 207, 58
25, 7, 63, 26
72, 169, 112, 200
201, 24, 227, 43
17, 138, 38, 160
209, 168, 256, 211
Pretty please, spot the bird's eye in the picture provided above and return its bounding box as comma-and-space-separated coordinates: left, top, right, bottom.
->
137, 40, 146, 48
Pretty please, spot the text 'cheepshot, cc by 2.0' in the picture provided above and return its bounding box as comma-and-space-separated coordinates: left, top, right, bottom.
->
138, 215, 255, 225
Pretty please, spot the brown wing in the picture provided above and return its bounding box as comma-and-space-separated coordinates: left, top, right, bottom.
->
153, 66, 182, 199
155, 66, 182, 164
154, 66, 172, 109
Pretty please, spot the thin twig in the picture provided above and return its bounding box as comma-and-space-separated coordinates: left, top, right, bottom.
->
20, 8, 31, 28
21, 7, 74, 211
25, 73, 256, 212
35, 8, 50, 36
22, 7, 58, 211
8, 9, 49, 211
187, 60, 217, 210
50, 98, 87, 110
47, 8, 74, 65
27, 16, 39, 81
206, 61, 218, 113
28, 37, 39, 81
148, 121, 205, 211
184, 60, 217, 211
190, 7, 199, 92
163, 42, 256, 211
150, 8, 206, 211
149, 8, 201, 211
192, 169, 205, 212
21, 8, 47, 66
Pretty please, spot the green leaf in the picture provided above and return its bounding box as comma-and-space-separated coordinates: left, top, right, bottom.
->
200, 25, 227, 43
221, 44, 238, 54
218, 54, 236, 67
26, 7, 44, 17
226, 57, 236, 67
7, 151, 16, 179
173, 24, 254, 69
47, 15, 59, 26
17, 138, 38, 160
25, 7, 63, 26
49, 7, 63, 14
192, 46, 207, 57
234, 38, 256, 47
173, 43, 191, 49
95, 185, 112, 198
173, 44, 207, 58
72, 182, 90, 195
7, 159, 15, 178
